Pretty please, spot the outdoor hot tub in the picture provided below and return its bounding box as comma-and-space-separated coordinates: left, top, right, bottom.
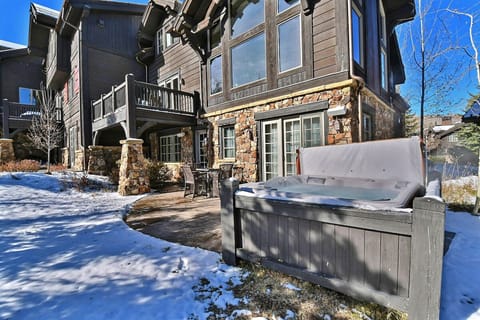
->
238, 174, 424, 210
220, 137, 446, 319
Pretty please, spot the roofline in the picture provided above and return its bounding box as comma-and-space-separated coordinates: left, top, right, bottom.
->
0, 48, 29, 60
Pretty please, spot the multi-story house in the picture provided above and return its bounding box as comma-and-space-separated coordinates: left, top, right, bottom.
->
103, 0, 414, 182
43, 0, 146, 169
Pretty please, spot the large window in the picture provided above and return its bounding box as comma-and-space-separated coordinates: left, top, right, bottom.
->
231, 33, 266, 87
220, 125, 236, 159
352, 2, 364, 67
278, 15, 302, 72
160, 134, 181, 162
261, 112, 327, 180
230, 0, 264, 38
18, 87, 36, 105
210, 55, 223, 95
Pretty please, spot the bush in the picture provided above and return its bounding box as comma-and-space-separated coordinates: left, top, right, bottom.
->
49, 164, 67, 172
0, 160, 41, 172
145, 159, 171, 189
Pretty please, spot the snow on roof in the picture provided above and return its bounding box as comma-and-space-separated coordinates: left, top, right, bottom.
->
432, 125, 455, 133
463, 100, 480, 120
0, 40, 26, 50
31, 2, 60, 18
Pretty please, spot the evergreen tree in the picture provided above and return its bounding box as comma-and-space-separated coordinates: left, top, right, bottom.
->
457, 123, 480, 154
404, 107, 419, 137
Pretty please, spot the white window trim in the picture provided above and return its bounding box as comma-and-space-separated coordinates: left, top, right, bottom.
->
379, 0, 388, 91
159, 134, 181, 163
262, 119, 282, 181
220, 125, 236, 160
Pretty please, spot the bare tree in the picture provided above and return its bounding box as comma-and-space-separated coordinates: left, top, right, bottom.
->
399, 0, 472, 138
27, 85, 63, 173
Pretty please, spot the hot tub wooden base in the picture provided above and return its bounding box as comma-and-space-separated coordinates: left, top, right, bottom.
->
221, 179, 446, 319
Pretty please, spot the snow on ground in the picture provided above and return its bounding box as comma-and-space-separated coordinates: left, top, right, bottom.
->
0, 173, 244, 320
0, 172, 480, 319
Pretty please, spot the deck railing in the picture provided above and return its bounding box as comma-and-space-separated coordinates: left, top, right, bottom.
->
3, 101, 40, 118
92, 74, 195, 121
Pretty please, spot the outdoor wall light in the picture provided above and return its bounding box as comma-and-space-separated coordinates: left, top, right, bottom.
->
176, 132, 185, 138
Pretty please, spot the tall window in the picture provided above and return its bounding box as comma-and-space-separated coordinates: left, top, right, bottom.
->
362, 113, 373, 141
230, 0, 264, 38
278, 15, 302, 72
18, 87, 36, 105
379, 0, 388, 90
352, 2, 364, 67
231, 33, 266, 87
196, 130, 208, 168
160, 134, 181, 162
155, 27, 179, 55
261, 112, 327, 180
210, 55, 223, 95
159, 74, 180, 109
220, 125, 236, 159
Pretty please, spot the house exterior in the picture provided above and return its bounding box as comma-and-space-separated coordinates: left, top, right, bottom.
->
41, 0, 146, 170
128, 0, 414, 182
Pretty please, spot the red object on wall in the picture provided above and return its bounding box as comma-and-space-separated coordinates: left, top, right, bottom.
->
74, 66, 80, 94
63, 81, 68, 103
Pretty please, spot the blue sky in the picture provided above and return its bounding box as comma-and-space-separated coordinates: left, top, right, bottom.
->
0, 0, 478, 115
0, 0, 148, 46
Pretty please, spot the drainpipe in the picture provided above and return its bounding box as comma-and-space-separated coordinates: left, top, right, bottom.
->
347, 0, 366, 142
135, 54, 148, 83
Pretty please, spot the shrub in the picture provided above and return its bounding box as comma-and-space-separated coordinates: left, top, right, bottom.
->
49, 164, 67, 172
145, 159, 171, 189
0, 160, 41, 172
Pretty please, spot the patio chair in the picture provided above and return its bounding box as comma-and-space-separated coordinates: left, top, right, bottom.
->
181, 165, 207, 198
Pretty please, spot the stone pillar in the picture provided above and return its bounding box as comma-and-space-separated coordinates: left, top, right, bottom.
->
0, 139, 15, 164
74, 148, 86, 171
118, 138, 150, 196
61, 148, 69, 167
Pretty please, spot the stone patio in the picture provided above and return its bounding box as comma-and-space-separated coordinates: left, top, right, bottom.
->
125, 191, 221, 252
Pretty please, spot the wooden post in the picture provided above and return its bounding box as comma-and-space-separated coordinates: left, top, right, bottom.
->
409, 197, 446, 320
220, 178, 240, 265
100, 94, 105, 118
473, 149, 480, 215
2, 99, 9, 139
111, 86, 116, 110
125, 74, 137, 138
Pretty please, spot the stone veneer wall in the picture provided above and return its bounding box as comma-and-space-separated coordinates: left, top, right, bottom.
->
362, 91, 398, 140
61, 148, 69, 167
73, 148, 86, 171
180, 127, 194, 165
118, 139, 150, 196
87, 146, 122, 176
209, 86, 353, 183
0, 139, 15, 164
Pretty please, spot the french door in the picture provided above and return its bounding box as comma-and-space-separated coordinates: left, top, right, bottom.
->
261, 112, 327, 180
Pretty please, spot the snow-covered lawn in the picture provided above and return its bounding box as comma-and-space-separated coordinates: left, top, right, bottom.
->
0, 173, 244, 319
0, 172, 479, 319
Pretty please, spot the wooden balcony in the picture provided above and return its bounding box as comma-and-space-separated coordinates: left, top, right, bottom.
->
91, 74, 198, 142
1, 100, 40, 138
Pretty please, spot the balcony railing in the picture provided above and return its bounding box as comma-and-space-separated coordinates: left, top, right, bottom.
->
92, 75, 196, 121
1, 99, 41, 138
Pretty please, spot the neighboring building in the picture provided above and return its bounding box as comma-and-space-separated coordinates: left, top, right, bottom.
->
0, 3, 58, 139
427, 123, 477, 165
41, 0, 146, 169
420, 114, 463, 130
463, 100, 480, 124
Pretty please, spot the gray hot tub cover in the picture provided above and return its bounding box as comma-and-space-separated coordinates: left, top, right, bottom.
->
299, 136, 424, 187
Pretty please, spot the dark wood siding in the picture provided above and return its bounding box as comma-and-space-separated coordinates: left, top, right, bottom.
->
149, 40, 201, 96
0, 54, 44, 102
312, 0, 340, 77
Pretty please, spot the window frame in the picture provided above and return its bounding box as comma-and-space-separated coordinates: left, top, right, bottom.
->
159, 134, 181, 163
277, 14, 303, 74
219, 125, 236, 160
362, 112, 373, 141
18, 87, 37, 105
351, 1, 365, 68
379, 0, 388, 91
209, 54, 223, 96
155, 26, 179, 56
230, 31, 267, 88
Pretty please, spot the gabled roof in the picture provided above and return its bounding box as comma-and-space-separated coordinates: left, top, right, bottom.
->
0, 40, 26, 51
29, 3, 59, 57
463, 100, 480, 123
56, 0, 146, 37
0, 47, 29, 61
